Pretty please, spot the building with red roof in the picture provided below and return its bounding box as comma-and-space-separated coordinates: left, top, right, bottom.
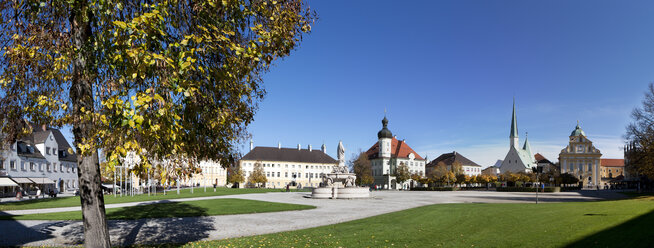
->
366, 117, 426, 189
600, 158, 625, 180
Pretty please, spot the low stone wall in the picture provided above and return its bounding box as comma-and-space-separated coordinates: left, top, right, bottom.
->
311, 186, 370, 199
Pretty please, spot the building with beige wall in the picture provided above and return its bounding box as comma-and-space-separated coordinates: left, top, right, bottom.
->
179, 160, 227, 187
559, 123, 601, 187
600, 158, 625, 182
239, 142, 338, 188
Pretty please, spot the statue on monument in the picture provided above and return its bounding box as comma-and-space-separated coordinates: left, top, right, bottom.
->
337, 140, 345, 165
311, 140, 369, 199
334, 140, 348, 173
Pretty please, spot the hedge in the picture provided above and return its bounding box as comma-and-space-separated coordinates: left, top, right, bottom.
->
496, 187, 559, 193
410, 187, 459, 191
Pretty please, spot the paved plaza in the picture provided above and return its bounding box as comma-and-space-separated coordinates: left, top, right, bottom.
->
0, 190, 626, 246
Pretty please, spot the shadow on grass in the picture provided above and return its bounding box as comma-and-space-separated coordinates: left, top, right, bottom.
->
565, 208, 654, 248
0, 195, 76, 207
58, 201, 214, 246
461, 195, 599, 203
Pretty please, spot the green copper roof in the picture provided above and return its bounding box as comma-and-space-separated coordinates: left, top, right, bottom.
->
570, 123, 586, 137
522, 133, 533, 158
510, 99, 518, 138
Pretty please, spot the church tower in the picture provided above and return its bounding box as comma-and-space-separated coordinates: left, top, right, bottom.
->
378, 116, 392, 158
500, 99, 536, 174
510, 99, 519, 149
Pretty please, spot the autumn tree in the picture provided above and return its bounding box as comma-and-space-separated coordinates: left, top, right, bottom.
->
477, 174, 490, 184
455, 173, 468, 186
428, 161, 449, 186
0, 1, 314, 246
625, 83, 654, 180
444, 171, 456, 186
248, 162, 267, 188
349, 151, 373, 186
451, 161, 464, 175
470, 175, 478, 185
227, 165, 245, 186
394, 162, 410, 185
410, 171, 422, 182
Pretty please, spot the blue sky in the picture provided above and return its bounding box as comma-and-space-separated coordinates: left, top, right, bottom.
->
57, 1, 654, 167
240, 0, 654, 167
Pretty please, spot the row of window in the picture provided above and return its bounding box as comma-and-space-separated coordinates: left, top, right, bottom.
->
0, 159, 76, 173
564, 162, 594, 172
257, 182, 319, 188
243, 162, 333, 171
372, 160, 425, 167
199, 166, 226, 174
253, 171, 324, 179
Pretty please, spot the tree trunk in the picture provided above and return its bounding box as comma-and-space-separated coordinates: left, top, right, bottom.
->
70, 3, 111, 248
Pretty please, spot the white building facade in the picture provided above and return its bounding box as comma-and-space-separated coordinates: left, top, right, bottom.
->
0, 125, 79, 196
366, 117, 426, 189
499, 101, 537, 174
239, 142, 338, 188
426, 151, 482, 177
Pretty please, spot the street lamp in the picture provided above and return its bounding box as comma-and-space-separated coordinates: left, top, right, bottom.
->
41, 171, 45, 198
120, 151, 141, 197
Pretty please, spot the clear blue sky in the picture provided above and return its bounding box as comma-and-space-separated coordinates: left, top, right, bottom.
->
57, 1, 654, 167
240, 0, 654, 166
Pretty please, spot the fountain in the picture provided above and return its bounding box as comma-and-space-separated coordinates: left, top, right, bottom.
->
311, 141, 370, 199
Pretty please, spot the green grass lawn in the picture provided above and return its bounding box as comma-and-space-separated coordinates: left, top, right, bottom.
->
0, 187, 309, 211
170, 196, 654, 248
0, 198, 315, 220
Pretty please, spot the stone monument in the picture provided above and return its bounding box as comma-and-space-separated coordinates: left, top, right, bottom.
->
311, 141, 370, 199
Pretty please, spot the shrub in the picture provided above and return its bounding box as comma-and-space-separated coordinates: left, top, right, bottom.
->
496, 187, 558, 193
410, 187, 459, 191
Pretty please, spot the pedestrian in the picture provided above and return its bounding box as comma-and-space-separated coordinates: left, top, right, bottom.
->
286, 184, 290, 192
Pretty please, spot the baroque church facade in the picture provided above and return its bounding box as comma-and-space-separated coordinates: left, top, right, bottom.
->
558, 123, 602, 187
499, 101, 537, 174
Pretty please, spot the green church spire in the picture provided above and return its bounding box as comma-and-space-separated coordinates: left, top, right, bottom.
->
523, 132, 532, 154
510, 98, 518, 138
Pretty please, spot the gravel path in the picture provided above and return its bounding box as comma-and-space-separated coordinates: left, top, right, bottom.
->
0, 190, 627, 246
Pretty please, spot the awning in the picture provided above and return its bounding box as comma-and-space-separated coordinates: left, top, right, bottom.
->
28, 177, 55, 184
10, 177, 34, 184
0, 177, 19, 187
